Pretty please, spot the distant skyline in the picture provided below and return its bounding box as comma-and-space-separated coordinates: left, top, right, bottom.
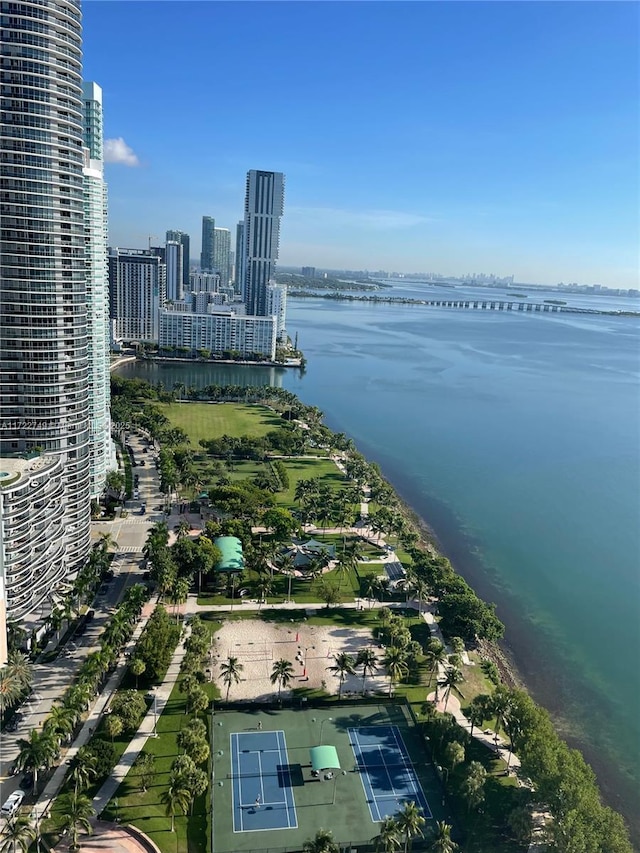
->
83, 1, 639, 288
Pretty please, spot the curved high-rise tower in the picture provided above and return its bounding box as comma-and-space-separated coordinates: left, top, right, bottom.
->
0, 0, 91, 605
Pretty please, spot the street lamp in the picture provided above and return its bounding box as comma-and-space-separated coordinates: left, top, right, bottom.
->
437, 765, 449, 806
33, 806, 42, 853
332, 770, 347, 805
151, 688, 158, 737
311, 717, 333, 745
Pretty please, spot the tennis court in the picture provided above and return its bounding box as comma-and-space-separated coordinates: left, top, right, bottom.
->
230, 730, 298, 832
350, 724, 433, 822
385, 561, 406, 581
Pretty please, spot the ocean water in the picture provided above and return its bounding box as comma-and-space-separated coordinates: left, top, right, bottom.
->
116, 287, 640, 834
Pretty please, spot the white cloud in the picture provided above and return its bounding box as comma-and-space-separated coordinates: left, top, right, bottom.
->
288, 206, 436, 230
104, 137, 140, 167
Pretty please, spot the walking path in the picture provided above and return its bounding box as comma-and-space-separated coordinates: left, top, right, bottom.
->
92, 596, 197, 815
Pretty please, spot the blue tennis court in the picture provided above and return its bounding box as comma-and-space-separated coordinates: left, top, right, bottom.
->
385, 561, 406, 581
230, 730, 298, 832
349, 725, 433, 822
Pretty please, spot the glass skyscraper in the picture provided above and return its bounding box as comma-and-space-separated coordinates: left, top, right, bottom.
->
242, 170, 285, 316
0, 0, 95, 644
82, 81, 111, 497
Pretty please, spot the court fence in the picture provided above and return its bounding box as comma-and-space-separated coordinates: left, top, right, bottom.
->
212, 841, 433, 853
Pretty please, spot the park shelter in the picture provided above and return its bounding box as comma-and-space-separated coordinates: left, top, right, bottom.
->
214, 536, 244, 573
309, 745, 341, 772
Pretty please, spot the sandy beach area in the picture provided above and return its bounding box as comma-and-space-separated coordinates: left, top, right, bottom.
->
213, 618, 390, 701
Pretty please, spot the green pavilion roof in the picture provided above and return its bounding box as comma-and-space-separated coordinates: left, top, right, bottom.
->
214, 536, 244, 573
310, 745, 340, 772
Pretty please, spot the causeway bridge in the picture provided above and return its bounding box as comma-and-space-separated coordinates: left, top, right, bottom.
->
417, 299, 571, 313
291, 291, 638, 316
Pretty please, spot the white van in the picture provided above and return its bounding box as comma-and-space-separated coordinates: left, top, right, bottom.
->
1, 789, 25, 818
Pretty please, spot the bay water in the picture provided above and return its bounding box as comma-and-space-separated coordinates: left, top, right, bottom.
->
116, 285, 640, 833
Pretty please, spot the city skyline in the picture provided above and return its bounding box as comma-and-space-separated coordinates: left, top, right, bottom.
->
83, 1, 638, 289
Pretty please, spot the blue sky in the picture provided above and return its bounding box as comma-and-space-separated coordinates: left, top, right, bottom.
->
83, 1, 639, 287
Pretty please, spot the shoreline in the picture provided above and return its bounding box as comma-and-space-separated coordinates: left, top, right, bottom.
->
112, 369, 638, 842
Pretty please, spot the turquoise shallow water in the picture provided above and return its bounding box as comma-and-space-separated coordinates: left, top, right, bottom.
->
117, 291, 640, 834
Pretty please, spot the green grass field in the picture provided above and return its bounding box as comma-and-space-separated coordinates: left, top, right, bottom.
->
157, 402, 284, 445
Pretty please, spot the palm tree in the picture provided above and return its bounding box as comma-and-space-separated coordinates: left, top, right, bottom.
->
466, 694, 492, 737
129, 657, 146, 689
376, 816, 402, 853
170, 576, 190, 622
15, 729, 57, 793
67, 747, 97, 796
0, 816, 35, 853
6, 652, 32, 693
383, 646, 408, 696
174, 518, 190, 539
429, 821, 458, 853
439, 666, 465, 711
489, 685, 513, 745
270, 659, 295, 701
219, 656, 244, 701
396, 801, 425, 853
58, 792, 94, 851
302, 828, 339, 853
97, 531, 117, 552
103, 713, 123, 744
461, 761, 487, 812
356, 648, 378, 694
44, 703, 76, 745
326, 652, 356, 698
0, 668, 22, 718
424, 640, 447, 688
161, 781, 190, 832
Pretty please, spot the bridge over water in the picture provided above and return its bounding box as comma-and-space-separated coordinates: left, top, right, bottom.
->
413, 298, 595, 314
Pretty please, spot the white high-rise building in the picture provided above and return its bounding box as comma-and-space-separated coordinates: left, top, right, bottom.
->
213, 227, 231, 288
267, 283, 287, 340
189, 271, 220, 293
166, 240, 184, 302
109, 248, 166, 343
242, 170, 285, 315
235, 221, 245, 294
166, 229, 190, 287
0, 0, 92, 656
82, 81, 112, 497
159, 308, 276, 360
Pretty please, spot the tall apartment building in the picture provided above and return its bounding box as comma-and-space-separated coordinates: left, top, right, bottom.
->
213, 227, 231, 288
0, 0, 92, 654
82, 81, 112, 497
267, 283, 287, 340
189, 271, 220, 293
235, 221, 244, 294
109, 248, 166, 343
242, 170, 285, 316
165, 229, 190, 287
159, 308, 276, 360
201, 216, 215, 271
165, 240, 184, 302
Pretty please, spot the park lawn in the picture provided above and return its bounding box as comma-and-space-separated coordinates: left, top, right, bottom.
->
276, 457, 347, 508
157, 401, 283, 445
101, 682, 213, 853
458, 651, 499, 711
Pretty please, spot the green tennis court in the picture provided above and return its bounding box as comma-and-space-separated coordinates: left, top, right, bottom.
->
211, 702, 445, 853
